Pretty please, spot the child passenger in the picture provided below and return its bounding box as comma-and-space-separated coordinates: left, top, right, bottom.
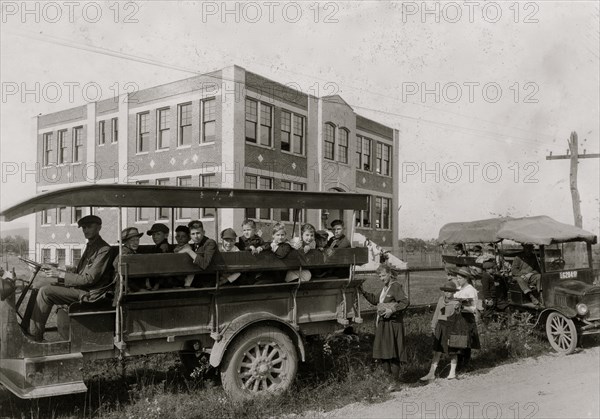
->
173, 225, 194, 287
238, 219, 265, 255
173, 225, 192, 253
268, 222, 311, 283
291, 223, 317, 254
219, 228, 241, 286
181, 220, 218, 287
146, 223, 173, 290
325, 219, 352, 251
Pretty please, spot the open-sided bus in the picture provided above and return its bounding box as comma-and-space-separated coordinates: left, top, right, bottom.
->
438, 215, 599, 354
0, 185, 369, 400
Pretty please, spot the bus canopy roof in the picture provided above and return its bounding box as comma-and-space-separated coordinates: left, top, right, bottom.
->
0, 184, 370, 222
438, 216, 597, 245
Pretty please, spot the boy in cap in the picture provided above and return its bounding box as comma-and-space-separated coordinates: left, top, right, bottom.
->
181, 220, 218, 287
32, 215, 113, 341
219, 228, 241, 285
324, 220, 351, 278
145, 223, 173, 290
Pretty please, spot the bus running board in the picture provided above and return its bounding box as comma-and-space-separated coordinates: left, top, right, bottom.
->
0, 352, 87, 399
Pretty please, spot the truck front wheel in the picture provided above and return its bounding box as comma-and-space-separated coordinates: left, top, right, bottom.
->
221, 326, 298, 401
545, 312, 578, 354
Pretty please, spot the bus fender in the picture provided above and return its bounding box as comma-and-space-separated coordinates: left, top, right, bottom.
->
209, 312, 305, 368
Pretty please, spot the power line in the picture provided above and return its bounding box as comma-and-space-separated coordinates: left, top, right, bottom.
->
8, 29, 595, 150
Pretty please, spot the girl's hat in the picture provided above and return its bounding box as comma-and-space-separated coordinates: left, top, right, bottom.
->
440, 281, 458, 292
120, 227, 143, 242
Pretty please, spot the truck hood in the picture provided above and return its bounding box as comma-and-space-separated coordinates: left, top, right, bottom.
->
554, 280, 600, 297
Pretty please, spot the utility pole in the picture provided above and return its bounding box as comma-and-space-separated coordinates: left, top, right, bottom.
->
546, 131, 600, 228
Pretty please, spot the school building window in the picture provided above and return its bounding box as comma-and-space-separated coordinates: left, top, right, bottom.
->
111, 117, 118, 143
338, 128, 349, 164
156, 179, 170, 220
356, 135, 371, 171
245, 99, 272, 147
376, 143, 392, 176
72, 248, 82, 266
73, 127, 83, 162
200, 174, 216, 217
202, 98, 216, 143
260, 103, 272, 146
137, 112, 149, 153
157, 108, 170, 150
58, 130, 68, 164
280, 181, 306, 222
245, 99, 257, 143
177, 176, 193, 219
135, 181, 151, 221
72, 207, 85, 224
178, 103, 192, 146
57, 207, 67, 224
375, 196, 391, 230
324, 123, 335, 160
281, 111, 305, 155
42, 248, 51, 263
98, 120, 106, 145
244, 174, 272, 220
356, 196, 371, 228
56, 249, 66, 266
281, 111, 292, 152
41, 210, 52, 225
43, 132, 53, 166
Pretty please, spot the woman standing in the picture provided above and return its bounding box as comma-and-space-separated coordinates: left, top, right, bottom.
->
359, 264, 409, 380
452, 266, 481, 369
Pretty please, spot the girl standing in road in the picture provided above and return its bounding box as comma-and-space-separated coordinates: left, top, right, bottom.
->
420, 280, 462, 380
359, 264, 409, 381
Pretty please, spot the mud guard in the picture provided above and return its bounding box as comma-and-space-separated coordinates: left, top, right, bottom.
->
534, 306, 578, 328
209, 312, 306, 368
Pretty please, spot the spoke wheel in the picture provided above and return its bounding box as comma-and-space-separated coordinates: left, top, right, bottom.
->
221, 326, 298, 401
545, 312, 578, 354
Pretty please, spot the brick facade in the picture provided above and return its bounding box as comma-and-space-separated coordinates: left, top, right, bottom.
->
33, 65, 399, 265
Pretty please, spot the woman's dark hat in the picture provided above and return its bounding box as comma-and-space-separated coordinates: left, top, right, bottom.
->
147, 223, 169, 235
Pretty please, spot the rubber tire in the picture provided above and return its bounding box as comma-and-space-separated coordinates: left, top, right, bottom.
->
546, 312, 578, 355
221, 326, 298, 402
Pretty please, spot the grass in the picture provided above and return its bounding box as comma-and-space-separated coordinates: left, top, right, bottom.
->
4, 307, 592, 419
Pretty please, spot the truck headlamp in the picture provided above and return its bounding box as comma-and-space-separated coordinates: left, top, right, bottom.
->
576, 303, 588, 316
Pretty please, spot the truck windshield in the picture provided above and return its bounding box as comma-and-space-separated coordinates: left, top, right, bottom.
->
544, 243, 590, 272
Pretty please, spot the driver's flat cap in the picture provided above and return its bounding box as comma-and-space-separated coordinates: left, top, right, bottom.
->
77, 215, 102, 227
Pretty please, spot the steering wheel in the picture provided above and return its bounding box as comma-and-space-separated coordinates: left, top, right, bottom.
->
18, 256, 43, 270
549, 258, 566, 270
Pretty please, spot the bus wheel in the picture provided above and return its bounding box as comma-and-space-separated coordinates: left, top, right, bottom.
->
221, 326, 298, 401
546, 312, 578, 354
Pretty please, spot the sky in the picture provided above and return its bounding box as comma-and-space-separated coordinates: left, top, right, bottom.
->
1, 1, 598, 239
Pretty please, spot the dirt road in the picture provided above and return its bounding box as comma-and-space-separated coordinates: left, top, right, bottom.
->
321, 347, 600, 419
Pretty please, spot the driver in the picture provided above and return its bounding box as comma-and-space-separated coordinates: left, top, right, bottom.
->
511, 243, 541, 306
30, 215, 113, 342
